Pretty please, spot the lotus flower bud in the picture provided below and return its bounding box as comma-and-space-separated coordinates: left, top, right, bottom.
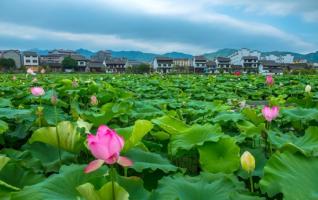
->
40, 68, 46, 74
32, 77, 38, 83
51, 95, 58, 105
240, 151, 255, 173
90, 95, 98, 106
266, 75, 274, 86
12, 75, 17, 81
72, 80, 79, 88
305, 85, 311, 93
31, 87, 45, 96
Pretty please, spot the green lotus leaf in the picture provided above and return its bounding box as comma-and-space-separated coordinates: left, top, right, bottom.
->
169, 124, 223, 155
198, 137, 240, 173
77, 182, 129, 200
0, 120, 8, 134
0, 156, 10, 171
0, 98, 12, 108
213, 112, 245, 123
29, 121, 83, 153
11, 164, 107, 200
282, 108, 318, 122
0, 108, 31, 119
152, 115, 189, 135
260, 152, 318, 199
116, 176, 150, 200
269, 127, 318, 157
236, 120, 265, 138
125, 148, 178, 173
150, 173, 260, 200
0, 162, 45, 191
242, 108, 264, 125
122, 120, 153, 152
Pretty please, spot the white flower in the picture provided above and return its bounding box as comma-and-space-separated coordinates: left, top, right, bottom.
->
305, 85, 311, 93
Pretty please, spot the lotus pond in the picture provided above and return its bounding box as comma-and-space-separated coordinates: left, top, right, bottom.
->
0, 74, 317, 200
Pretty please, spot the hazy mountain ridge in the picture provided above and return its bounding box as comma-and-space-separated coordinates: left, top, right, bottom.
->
27, 48, 318, 63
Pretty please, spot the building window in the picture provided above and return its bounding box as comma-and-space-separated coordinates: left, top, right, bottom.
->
33, 60, 38, 63
26, 60, 30, 63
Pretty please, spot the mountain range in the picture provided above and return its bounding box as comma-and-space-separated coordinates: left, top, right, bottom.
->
28, 48, 318, 63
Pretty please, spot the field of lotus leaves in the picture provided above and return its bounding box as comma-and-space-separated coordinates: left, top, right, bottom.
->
0, 73, 317, 200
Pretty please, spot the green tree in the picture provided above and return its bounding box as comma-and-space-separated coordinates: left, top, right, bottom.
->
130, 64, 151, 74
62, 56, 77, 71
0, 58, 16, 71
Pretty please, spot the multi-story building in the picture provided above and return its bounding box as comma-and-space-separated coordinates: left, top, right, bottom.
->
259, 60, 283, 75
153, 57, 174, 73
105, 58, 127, 73
192, 56, 207, 73
229, 48, 261, 65
91, 50, 112, 62
22, 51, 39, 67
48, 49, 76, 56
1, 50, 21, 68
215, 57, 231, 73
242, 56, 259, 73
173, 58, 191, 73
206, 61, 217, 74
263, 54, 294, 64
70, 55, 88, 71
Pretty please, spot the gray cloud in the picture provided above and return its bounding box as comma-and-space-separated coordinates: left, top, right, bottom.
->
0, 0, 316, 53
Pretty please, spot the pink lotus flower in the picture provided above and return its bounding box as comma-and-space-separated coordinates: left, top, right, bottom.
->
90, 95, 98, 106
27, 68, 36, 76
262, 106, 279, 122
31, 87, 45, 96
84, 125, 133, 173
266, 75, 274, 86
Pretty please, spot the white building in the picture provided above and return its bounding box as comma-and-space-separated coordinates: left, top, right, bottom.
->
22, 51, 39, 66
229, 48, 261, 65
153, 57, 174, 73
263, 54, 294, 64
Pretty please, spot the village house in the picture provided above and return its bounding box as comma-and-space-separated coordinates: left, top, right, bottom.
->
91, 50, 111, 62
153, 57, 174, 73
40, 54, 65, 72
192, 56, 207, 73
22, 51, 39, 69
242, 56, 259, 73
87, 61, 105, 73
70, 55, 88, 72
259, 60, 283, 75
173, 58, 192, 73
0, 50, 22, 68
206, 61, 217, 74
105, 58, 127, 73
215, 57, 231, 73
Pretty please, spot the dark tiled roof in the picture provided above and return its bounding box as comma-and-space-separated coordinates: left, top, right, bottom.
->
206, 61, 216, 66
242, 56, 258, 60
194, 56, 207, 61
88, 61, 104, 68
216, 57, 230, 62
70, 55, 87, 61
231, 65, 243, 69
23, 51, 38, 57
155, 57, 173, 61
106, 59, 126, 65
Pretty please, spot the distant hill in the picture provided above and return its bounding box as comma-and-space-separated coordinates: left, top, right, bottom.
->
204, 48, 237, 60
109, 50, 157, 62
163, 52, 192, 59
76, 48, 95, 58
27, 48, 318, 63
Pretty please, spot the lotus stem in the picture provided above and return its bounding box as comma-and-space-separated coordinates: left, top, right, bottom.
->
54, 105, 62, 164
249, 174, 254, 193
110, 165, 116, 200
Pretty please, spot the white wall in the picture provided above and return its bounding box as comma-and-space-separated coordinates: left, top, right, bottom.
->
23, 55, 39, 66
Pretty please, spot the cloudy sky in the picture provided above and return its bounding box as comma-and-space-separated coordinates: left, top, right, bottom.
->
0, 0, 317, 54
